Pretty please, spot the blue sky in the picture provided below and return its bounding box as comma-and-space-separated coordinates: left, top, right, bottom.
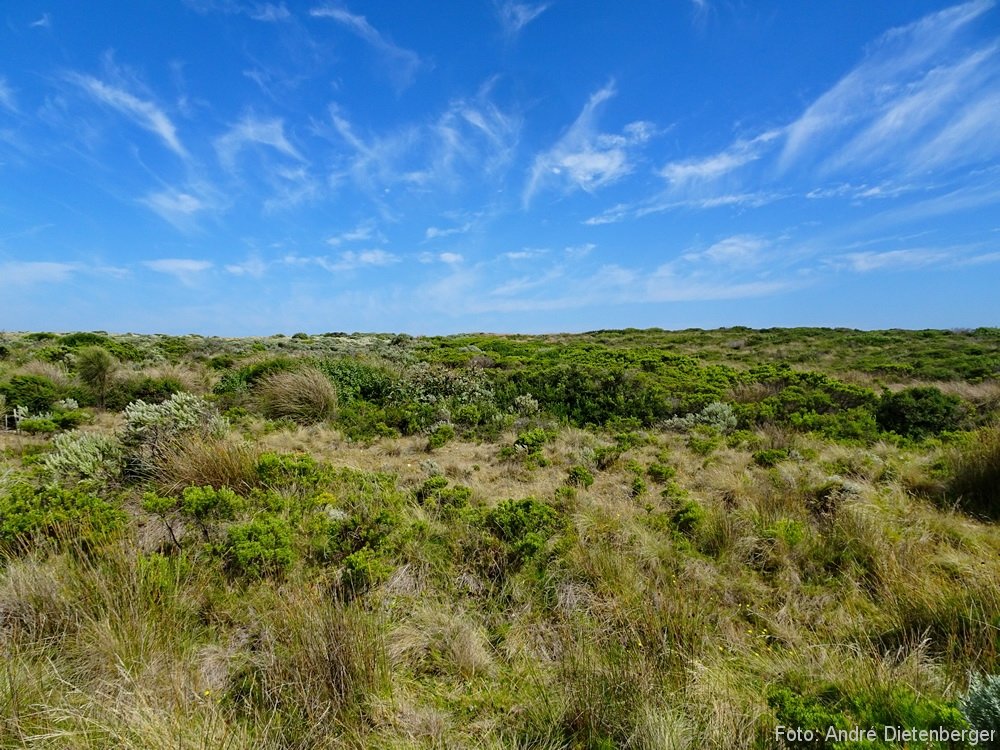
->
1, 0, 999, 335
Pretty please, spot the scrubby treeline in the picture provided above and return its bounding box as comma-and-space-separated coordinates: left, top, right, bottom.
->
1, 328, 999, 748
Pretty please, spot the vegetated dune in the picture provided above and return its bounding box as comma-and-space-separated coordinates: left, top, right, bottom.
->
1, 327, 999, 748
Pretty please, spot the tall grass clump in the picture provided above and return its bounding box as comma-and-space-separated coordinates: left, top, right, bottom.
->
254, 368, 338, 424
948, 426, 1000, 519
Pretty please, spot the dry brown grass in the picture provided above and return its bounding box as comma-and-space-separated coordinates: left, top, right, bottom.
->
155, 433, 262, 494
254, 368, 337, 424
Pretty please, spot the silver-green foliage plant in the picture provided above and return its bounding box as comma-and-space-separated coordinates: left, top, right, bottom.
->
121, 392, 227, 480
662, 401, 738, 434
960, 673, 1000, 746
122, 392, 226, 447
42, 431, 122, 484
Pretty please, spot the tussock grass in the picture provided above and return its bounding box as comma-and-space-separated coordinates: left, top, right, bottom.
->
947, 425, 1000, 520
254, 368, 337, 425
154, 434, 262, 494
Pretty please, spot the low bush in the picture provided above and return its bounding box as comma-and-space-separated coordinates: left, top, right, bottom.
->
0, 483, 125, 552
566, 464, 595, 488
42, 431, 122, 484
753, 448, 789, 467
485, 496, 560, 565
225, 514, 294, 578
426, 421, 455, 450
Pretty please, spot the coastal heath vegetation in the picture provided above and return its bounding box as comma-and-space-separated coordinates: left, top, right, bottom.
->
1, 326, 999, 748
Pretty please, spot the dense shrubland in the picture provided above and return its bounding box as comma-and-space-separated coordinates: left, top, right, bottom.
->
1, 327, 999, 748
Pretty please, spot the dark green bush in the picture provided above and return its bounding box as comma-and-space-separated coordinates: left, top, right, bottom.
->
485, 496, 560, 564
1, 374, 61, 414
646, 462, 676, 482
753, 448, 789, 467
105, 374, 183, 411
876, 387, 966, 438
671, 498, 704, 536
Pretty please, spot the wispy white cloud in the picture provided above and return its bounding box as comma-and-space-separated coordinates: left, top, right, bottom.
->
421, 251, 465, 264
832, 248, 952, 272
425, 222, 473, 240
584, 191, 780, 225
661, 130, 781, 187
215, 114, 303, 169
286, 248, 400, 272
780, 0, 998, 172
249, 3, 291, 21
325, 80, 519, 199
0, 77, 16, 112
67, 73, 188, 158
29, 13, 52, 28
331, 249, 398, 269
504, 248, 548, 260
144, 258, 213, 284
524, 81, 654, 206
225, 256, 269, 277
326, 220, 386, 246
139, 189, 206, 227
685, 234, 769, 267
262, 165, 321, 212
1, 261, 78, 285
495, 1, 550, 37
310, 5, 421, 88
183, 0, 290, 21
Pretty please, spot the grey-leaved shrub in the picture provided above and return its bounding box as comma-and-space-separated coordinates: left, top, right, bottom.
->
121, 392, 227, 482
662, 401, 737, 434
42, 431, 122, 484
960, 673, 1000, 747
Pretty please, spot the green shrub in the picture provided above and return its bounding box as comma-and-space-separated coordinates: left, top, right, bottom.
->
75, 345, 117, 407
566, 464, 594, 488
341, 547, 392, 591
120, 392, 226, 481
671, 498, 704, 536
0, 483, 125, 551
646, 462, 676, 482
753, 448, 789, 467
687, 426, 721, 456
105, 374, 183, 410
485, 496, 560, 564
876, 387, 966, 438
224, 514, 294, 578
256, 452, 328, 488
500, 428, 552, 467
768, 682, 967, 749
42, 431, 122, 483
427, 422, 455, 450
17, 417, 58, 434
336, 401, 398, 442
0, 374, 61, 414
